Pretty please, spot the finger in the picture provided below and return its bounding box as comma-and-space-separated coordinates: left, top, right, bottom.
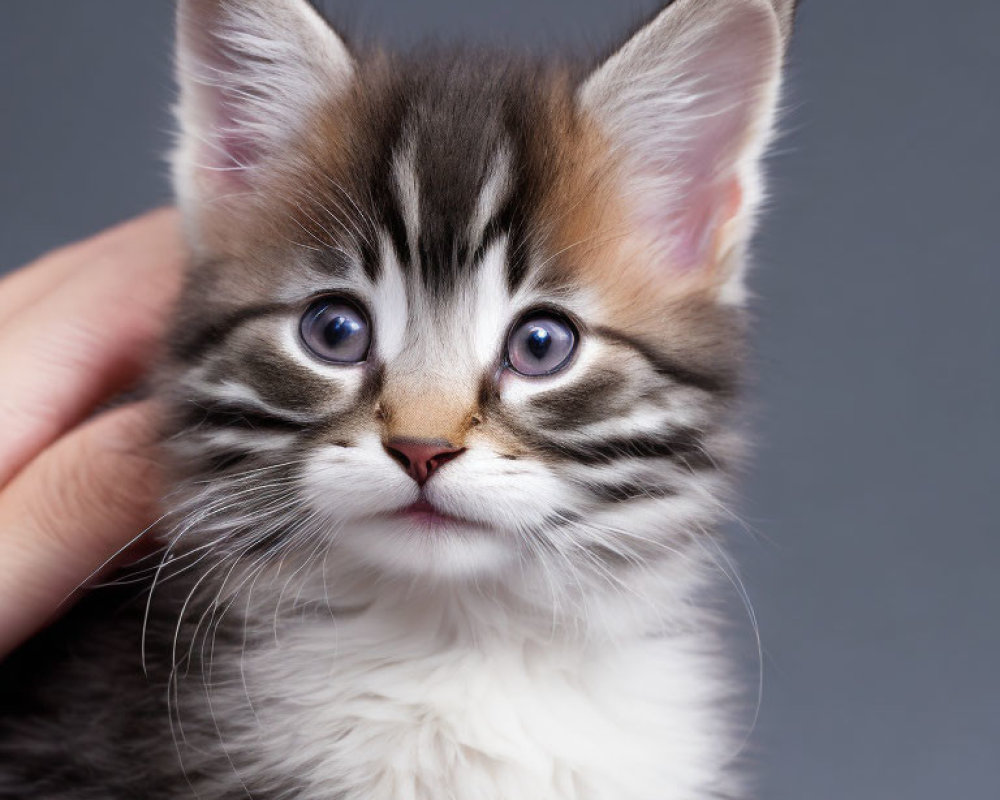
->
0, 230, 102, 330
0, 209, 184, 488
0, 403, 162, 659
0, 243, 80, 329
0, 208, 179, 329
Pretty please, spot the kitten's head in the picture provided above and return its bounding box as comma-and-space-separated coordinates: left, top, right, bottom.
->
162, 0, 790, 594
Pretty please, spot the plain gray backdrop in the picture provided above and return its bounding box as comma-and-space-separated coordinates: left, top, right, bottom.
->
1, 1, 997, 797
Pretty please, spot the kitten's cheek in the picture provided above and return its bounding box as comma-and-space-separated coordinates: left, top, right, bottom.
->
299, 446, 416, 525
494, 371, 531, 406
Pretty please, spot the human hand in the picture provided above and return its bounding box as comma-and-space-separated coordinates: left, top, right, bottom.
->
0, 209, 184, 658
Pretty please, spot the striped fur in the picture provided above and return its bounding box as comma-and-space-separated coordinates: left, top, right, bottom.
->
0, 1, 794, 798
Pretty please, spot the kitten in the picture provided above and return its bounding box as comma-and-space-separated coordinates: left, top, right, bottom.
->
0, 0, 794, 797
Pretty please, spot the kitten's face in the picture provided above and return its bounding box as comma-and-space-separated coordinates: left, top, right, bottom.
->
163, 0, 785, 588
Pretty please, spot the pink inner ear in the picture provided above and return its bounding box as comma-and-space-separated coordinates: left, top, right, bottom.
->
588, 2, 778, 277
650, 176, 744, 274
185, 28, 264, 194
216, 128, 257, 177
193, 111, 258, 196
618, 47, 763, 274
658, 48, 759, 273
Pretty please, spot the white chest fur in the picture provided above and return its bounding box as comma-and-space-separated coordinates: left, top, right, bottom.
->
216, 598, 740, 800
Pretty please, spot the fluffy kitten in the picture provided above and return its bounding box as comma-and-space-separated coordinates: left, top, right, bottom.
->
0, 0, 794, 797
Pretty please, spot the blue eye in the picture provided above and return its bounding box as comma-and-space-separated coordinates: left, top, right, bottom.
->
299, 297, 371, 364
506, 312, 577, 376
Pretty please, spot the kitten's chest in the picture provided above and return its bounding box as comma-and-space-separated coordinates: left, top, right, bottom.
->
216, 618, 732, 800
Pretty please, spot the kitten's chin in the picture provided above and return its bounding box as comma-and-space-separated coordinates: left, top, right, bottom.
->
335, 517, 518, 581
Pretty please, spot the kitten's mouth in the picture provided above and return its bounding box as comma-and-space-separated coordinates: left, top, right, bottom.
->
394, 499, 483, 530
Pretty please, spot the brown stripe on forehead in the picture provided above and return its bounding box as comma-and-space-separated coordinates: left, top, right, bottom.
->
290, 51, 584, 297
395, 54, 570, 296
282, 56, 417, 282
407, 61, 511, 293
528, 89, 621, 292
497, 68, 585, 292
268, 54, 409, 282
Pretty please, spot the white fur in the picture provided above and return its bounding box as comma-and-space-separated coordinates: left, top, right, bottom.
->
393, 141, 423, 267
469, 145, 514, 244
195, 560, 740, 800
370, 234, 414, 363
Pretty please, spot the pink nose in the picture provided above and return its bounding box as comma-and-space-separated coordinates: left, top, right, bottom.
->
383, 438, 466, 486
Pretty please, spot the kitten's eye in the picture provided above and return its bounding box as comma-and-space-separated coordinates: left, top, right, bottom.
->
506, 312, 577, 377
299, 297, 371, 364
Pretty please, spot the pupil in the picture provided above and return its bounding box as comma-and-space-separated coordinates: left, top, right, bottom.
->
527, 327, 551, 359
324, 315, 356, 348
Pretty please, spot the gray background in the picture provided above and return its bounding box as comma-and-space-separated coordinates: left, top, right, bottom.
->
2, 1, 997, 797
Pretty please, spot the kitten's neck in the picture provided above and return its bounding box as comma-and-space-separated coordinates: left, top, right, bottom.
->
212, 550, 716, 652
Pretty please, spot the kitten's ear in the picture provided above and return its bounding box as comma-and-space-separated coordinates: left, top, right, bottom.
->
579, 0, 786, 295
173, 0, 354, 240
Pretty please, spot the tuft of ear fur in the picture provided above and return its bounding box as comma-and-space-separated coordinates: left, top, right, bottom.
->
173, 0, 354, 247
768, 0, 799, 42
579, 0, 787, 300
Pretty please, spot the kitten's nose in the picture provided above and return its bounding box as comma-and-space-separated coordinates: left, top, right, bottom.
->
383, 438, 465, 486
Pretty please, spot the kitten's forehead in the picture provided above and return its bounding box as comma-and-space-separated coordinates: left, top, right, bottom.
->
296, 55, 587, 301
256, 52, 726, 364
388, 134, 515, 297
